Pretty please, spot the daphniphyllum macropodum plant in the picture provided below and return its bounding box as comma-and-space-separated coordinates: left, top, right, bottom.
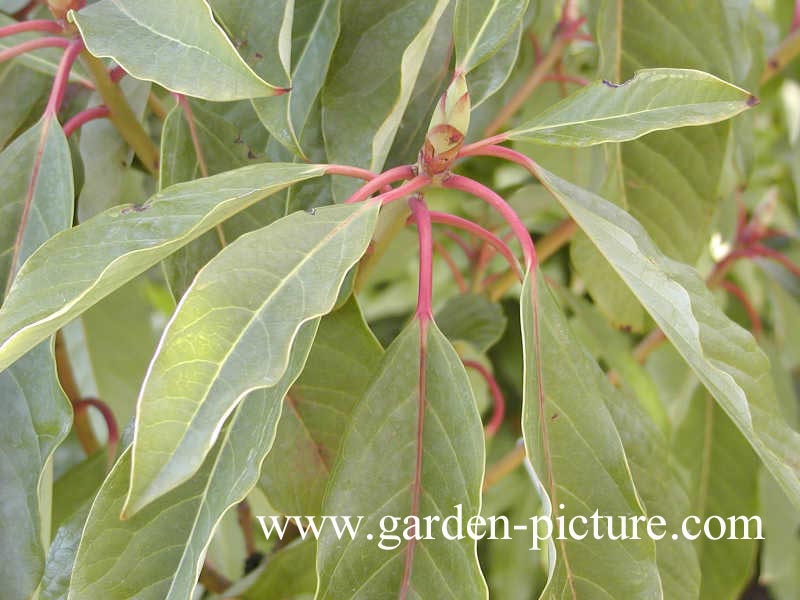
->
1, 0, 800, 598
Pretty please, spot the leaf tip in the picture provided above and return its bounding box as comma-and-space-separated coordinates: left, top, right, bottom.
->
746, 94, 760, 107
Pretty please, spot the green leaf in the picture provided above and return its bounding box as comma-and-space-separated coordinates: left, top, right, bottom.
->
593, 1, 762, 263
674, 390, 759, 599
520, 273, 662, 598
0, 64, 51, 149
323, 0, 450, 199
71, 0, 281, 100
506, 68, 754, 146
0, 340, 72, 600
0, 162, 326, 371
317, 320, 487, 599
67, 321, 317, 600
435, 292, 508, 352
125, 201, 379, 516
532, 164, 800, 509
466, 22, 522, 110
51, 450, 107, 533
239, 539, 317, 600
260, 297, 382, 516
40, 503, 92, 600
454, 0, 528, 74
1, 117, 73, 295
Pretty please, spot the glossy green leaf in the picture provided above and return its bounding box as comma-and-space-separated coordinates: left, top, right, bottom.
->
125, 201, 379, 516
0, 162, 326, 371
67, 321, 317, 600
594, 0, 762, 263
532, 164, 800, 509
674, 390, 759, 599
260, 297, 382, 516
71, 0, 281, 100
323, 0, 449, 199
454, 0, 528, 74
506, 69, 753, 145
520, 272, 662, 598
466, 22, 522, 110
317, 320, 487, 599
436, 292, 508, 352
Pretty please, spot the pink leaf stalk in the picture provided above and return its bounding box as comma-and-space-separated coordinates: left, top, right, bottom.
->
175, 94, 209, 178
0, 35, 69, 63
463, 360, 505, 438
74, 397, 119, 465
432, 239, 467, 293
367, 176, 431, 206
442, 174, 536, 271
719, 280, 763, 338
410, 195, 434, 321
0, 19, 63, 38
442, 230, 476, 260
342, 164, 417, 204
45, 37, 85, 116
752, 244, 800, 279
63, 105, 110, 137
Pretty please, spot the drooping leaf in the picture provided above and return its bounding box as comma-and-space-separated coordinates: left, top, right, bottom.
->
316, 320, 488, 599
67, 321, 317, 600
323, 0, 450, 199
674, 390, 759, 599
520, 272, 662, 598
71, 0, 281, 100
0, 114, 74, 600
532, 163, 800, 509
260, 297, 382, 516
0, 341, 73, 600
0, 162, 326, 371
454, 0, 528, 75
506, 68, 754, 146
124, 201, 379, 516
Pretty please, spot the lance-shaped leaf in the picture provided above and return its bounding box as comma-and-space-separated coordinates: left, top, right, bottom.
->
70, 0, 281, 100
454, 0, 528, 74
674, 390, 759, 599
0, 115, 74, 600
506, 69, 754, 146
531, 164, 800, 509
323, 0, 449, 199
124, 201, 379, 516
260, 297, 383, 516
317, 320, 487, 599
520, 273, 662, 598
0, 162, 325, 371
67, 321, 317, 600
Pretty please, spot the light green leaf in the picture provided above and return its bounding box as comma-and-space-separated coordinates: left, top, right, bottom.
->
239, 539, 317, 600
760, 469, 800, 600
532, 164, 800, 509
435, 292, 508, 352
0, 64, 51, 149
40, 503, 92, 600
674, 390, 759, 599
454, 0, 528, 74
71, 0, 280, 100
466, 22, 522, 110
1, 341, 72, 600
594, 0, 762, 263
323, 0, 449, 199
317, 320, 487, 599
51, 450, 107, 533
260, 297, 382, 516
0, 162, 326, 371
506, 68, 754, 146
125, 201, 379, 516
67, 321, 317, 600
520, 273, 662, 598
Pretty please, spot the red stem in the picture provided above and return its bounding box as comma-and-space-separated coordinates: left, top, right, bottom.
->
409, 195, 434, 320
458, 134, 510, 157
0, 35, 69, 63
425, 210, 522, 279
63, 105, 110, 136
719, 280, 763, 338
324, 164, 394, 193
463, 360, 505, 437
341, 164, 416, 204
433, 239, 467, 293
109, 65, 126, 83
45, 38, 84, 116
792, 0, 800, 31
443, 230, 476, 261
443, 175, 536, 270
0, 19, 63, 38
73, 397, 119, 464
752, 244, 800, 278
366, 176, 431, 206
